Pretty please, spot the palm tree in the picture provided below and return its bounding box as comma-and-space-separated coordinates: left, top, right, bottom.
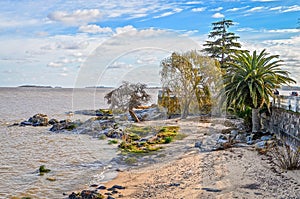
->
223, 49, 296, 132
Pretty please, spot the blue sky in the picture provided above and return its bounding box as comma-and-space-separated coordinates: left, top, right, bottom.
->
0, 0, 299, 87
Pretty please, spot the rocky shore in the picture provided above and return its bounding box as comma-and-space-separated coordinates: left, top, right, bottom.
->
65, 116, 300, 199
10, 109, 300, 199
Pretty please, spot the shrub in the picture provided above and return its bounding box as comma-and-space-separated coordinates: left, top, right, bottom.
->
269, 141, 300, 170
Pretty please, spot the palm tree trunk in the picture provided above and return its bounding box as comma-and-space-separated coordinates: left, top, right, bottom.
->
252, 108, 261, 133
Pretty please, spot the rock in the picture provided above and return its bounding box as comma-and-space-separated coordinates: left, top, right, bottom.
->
20, 121, 33, 126
195, 141, 202, 148
246, 134, 254, 145
48, 118, 59, 125
169, 183, 180, 187
68, 190, 104, 199
202, 187, 222, 192
111, 185, 125, 190
261, 135, 273, 141
29, 113, 49, 126
255, 141, 267, 149
50, 119, 80, 132
97, 185, 107, 190
230, 130, 238, 138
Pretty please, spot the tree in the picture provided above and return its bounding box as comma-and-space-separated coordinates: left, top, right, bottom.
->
104, 81, 151, 122
202, 19, 243, 68
160, 50, 221, 119
223, 49, 296, 132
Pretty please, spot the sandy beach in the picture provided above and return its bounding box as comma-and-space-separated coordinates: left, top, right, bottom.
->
99, 118, 300, 199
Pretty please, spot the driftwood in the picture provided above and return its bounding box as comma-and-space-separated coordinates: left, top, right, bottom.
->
129, 110, 140, 123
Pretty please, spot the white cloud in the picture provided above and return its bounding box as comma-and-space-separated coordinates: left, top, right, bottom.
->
79, 25, 113, 34
47, 62, 63, 68
186, 1, 203, 4
226, 6, 250, 12
247, 6, 265, 12
210, 7, 223, 12
47, 9, 102, 25
282, 5, 300, 13
212, 13, 224, 18
191, 7, 206, 12
115, 25, 137, 35
236, 27, 256, 32
268, 29, 300, 33
153, 8, 183, 18
269, 6, 282, 11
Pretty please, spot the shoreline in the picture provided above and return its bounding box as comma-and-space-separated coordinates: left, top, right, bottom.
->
70, 117, 300, 199
99, 146, 300, 199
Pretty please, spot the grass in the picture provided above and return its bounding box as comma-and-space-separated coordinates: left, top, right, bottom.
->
269, 140, 300, 170
108, 139, 118, 144
125, 125, 154, 137
98, 134, 107, 140
124, 157, 138, 165
119, 125, 181, 153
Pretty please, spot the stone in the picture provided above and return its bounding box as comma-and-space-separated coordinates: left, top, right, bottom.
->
195, 141, 202, 148
48, 118, 59, 125
111, 185, 125, 190
246, 134, 254, 145
20, 121, 33, 126
230, 130, 238, 138
201, 187, 222, 192
255, 141, 267, 149
261, 135, 273, 141
29, 113, 49, 126
97, 185, 107, 190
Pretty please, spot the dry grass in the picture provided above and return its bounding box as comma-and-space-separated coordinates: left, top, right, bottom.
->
269, 140, 300, 170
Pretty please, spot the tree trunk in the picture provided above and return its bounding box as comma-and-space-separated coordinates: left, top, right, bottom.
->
129, 109, 140, 123
252, 108, 261, 133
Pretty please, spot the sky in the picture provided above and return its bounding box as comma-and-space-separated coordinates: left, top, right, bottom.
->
0, 0, 299, 88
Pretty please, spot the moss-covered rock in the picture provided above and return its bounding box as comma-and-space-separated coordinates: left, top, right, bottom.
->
119, 125, 180, 153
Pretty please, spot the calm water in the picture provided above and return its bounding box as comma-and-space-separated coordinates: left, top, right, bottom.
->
0, 87, 158, 198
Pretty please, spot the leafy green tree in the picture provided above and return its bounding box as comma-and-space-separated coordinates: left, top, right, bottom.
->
203, 19, 243, 68
160, 50, 221, 119
223, 49, 296, 132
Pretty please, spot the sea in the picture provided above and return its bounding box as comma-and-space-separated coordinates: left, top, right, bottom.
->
0, 87, 158, 198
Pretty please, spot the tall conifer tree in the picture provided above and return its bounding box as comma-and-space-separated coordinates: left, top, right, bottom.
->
203, 19, 243, 68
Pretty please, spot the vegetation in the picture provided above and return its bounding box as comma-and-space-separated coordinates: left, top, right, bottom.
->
160, 50, 221, 118
105, 81, 151, 112
269, 140, 300, 170
119, 126, 181, 153
39, 165, 51, 175
124, 157, 138, 165
105, 81, 151, 122
108, 139, 118, 144
202, 19, 244, 68
223, 49, 296, 132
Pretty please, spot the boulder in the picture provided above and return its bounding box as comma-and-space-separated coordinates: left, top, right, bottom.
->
50, 119, 80, 132
28, 113, 49, 126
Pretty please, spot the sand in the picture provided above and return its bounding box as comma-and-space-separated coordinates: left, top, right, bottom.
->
99, 117, 300, 199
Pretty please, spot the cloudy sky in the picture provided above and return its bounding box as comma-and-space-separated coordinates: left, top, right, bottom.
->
0, 0, 299, 87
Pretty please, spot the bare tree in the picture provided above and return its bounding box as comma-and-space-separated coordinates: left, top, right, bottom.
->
104, 81, 151, 122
